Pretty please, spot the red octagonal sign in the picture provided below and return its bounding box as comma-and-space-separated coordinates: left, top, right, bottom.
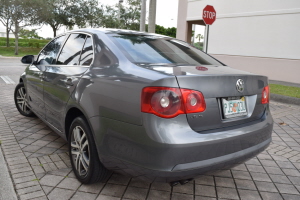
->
202, 5, 216, 25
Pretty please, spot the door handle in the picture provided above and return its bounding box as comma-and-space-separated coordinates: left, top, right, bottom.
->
66, 78, 74, 86
39, 74, 44, 81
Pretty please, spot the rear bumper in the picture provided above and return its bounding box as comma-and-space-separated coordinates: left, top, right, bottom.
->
90, 107, 273, 182
101, 138, 270, 182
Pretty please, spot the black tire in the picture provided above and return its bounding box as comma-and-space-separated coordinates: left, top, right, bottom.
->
14, 82, 35, 117
68, 116, 111, 184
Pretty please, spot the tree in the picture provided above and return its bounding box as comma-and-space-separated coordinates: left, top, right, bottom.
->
196, 34, 204, 43
101, 5, 119, 28
71, 0, 102, 28
2, 0, 42, 55
36, 0, 101, 37
0, 0, 14, 47
101, 0, 141, 30
10, 0, 41, 55
120, 0, 141, 30
35, 0, 74, 37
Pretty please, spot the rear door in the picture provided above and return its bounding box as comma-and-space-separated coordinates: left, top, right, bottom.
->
43, 33, 93, 133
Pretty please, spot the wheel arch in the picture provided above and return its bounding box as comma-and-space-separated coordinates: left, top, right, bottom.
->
65, 107, 90, 140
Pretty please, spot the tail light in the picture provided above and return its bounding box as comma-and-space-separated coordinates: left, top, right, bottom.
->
141, 87, 206, 118
261, 85, 270, 104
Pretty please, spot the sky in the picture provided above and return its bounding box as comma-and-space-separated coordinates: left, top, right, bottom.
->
1, 0, 205, 41
35, 0, 180, 38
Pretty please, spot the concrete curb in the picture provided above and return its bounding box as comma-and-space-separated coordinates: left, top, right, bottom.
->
271, 93, 300, 106
270, 80, 300, 88
0, 147, 18, 200
0, 55, 21, 59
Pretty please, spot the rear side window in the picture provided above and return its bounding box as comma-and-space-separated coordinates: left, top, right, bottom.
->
37, 35, 66, 65
57, 34, 87, 65
80, 36, 93, 66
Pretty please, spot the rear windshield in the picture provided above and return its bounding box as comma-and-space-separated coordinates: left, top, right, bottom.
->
108, 34, 223, 66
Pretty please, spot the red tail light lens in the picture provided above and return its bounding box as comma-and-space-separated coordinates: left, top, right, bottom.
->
141, 87, 185, 118
141, 87, 206, 118
181, 89, 206, 113
261, 85, 270, 104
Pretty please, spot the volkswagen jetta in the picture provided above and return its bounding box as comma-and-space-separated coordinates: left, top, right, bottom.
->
14, 29, 273, 185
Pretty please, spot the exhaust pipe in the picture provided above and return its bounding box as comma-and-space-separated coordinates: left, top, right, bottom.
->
179, 179, 189, 185
170, 178, 193, 186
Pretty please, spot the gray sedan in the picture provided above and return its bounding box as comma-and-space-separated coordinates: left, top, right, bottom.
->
14, 29, 273, 185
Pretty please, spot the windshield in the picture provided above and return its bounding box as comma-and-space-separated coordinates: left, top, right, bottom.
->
108, 34, 224, 66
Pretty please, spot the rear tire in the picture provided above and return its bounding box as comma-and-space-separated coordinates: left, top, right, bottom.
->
68, 116, 111, 184
14, 82, 35, 117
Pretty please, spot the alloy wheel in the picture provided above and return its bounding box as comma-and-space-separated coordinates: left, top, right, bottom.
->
16, 86, 31, 114
70, 126, 90, 177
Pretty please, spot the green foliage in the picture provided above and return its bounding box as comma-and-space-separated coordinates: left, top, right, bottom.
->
270, 84, 300, 98
165, 27, 177, 38
195, 34, 204, 43
19, 29, 43, 39
101, 0, 141, 30
146, 25, 177, 38
0, 47, 42, 57
0, 37, 49, 48
193, 42, 203, 51
35, 0, 101, 36
0, 0, 45, 54
0, 37, 49, 43
71, 0, 102, 28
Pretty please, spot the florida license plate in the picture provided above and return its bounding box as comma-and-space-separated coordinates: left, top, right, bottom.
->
222, 97, 247, 119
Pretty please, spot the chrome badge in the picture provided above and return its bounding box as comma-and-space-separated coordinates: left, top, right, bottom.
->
236, 79, 244, 93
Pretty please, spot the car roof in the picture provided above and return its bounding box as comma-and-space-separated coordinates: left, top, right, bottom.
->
67, 28, 171, 38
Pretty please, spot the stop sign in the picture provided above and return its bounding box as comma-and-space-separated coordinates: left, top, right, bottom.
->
202, 5, 216, 25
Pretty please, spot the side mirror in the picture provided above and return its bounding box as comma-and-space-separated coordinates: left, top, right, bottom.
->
21, 55, 35, 64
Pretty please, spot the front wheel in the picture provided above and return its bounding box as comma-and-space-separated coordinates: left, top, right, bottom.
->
14, 82, 35, 117
68, 116, 111, 184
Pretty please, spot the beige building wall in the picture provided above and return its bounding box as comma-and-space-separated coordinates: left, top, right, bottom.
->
176, 0, 300, 84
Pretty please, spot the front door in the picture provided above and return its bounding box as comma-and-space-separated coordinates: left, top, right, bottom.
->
26, 35, 67, 120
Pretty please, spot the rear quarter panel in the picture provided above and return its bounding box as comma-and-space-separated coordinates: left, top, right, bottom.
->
73, 33, 179, 125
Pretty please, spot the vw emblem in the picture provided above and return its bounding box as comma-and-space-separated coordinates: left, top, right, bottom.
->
236, 79, 244, 93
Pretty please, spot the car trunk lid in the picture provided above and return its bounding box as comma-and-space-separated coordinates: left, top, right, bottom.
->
174, 65, 268, 132
147, 64, 269, 132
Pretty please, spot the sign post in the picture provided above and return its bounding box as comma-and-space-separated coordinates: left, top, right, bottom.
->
202, 5, 216, 53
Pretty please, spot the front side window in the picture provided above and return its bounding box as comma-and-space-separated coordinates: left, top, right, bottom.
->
108, 34, 223, 66
57, 33, 87, 65
37, 35, 66, 65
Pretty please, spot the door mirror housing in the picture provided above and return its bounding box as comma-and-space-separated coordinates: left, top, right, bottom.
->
21, 55, 35, 64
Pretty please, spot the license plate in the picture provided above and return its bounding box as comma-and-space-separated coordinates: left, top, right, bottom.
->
222, 97, 247, 119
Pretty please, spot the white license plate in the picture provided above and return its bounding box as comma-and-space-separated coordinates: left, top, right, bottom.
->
222, 97, 247, 119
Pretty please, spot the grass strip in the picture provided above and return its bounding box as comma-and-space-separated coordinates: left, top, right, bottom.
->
270, 84, 300, 98
0, 47, 42, 57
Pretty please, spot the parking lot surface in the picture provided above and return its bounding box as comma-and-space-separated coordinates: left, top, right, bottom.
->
1, 74, 300, 200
